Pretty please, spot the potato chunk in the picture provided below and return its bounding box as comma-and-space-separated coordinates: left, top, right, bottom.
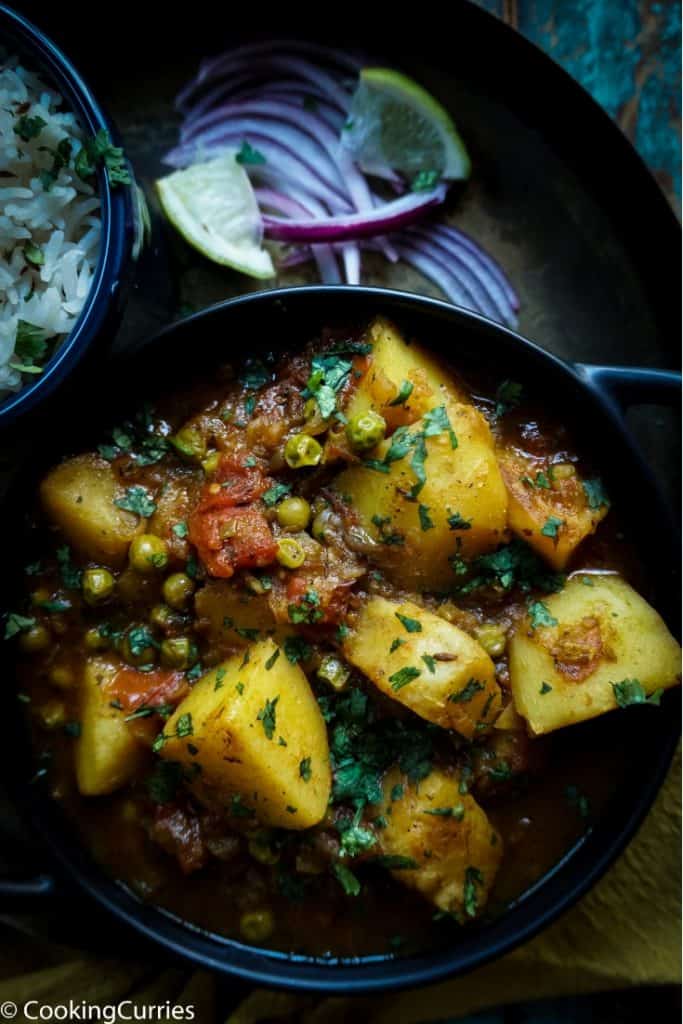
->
41, 455, 141, 566
194, 580, 278, 657
344, 316, 461, 429
159, 639, 331, 829
376, 768, 502, 918
498, 451, 608, 570
334, 402, 508, 590
342, 597, 502, 738
76, 658, 145, 796
509, 574, 681, 735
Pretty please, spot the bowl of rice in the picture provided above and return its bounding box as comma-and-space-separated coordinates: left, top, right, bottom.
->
0, 4, 140, 427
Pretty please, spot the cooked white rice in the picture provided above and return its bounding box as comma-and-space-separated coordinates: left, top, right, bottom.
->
0, 56, 101, 398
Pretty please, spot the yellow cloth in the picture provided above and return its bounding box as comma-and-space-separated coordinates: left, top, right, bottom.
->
0, 750, 679, 1023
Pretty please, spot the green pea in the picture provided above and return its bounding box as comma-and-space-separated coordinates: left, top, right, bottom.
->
284, 433, 322, 468
149, 604, 175, 630
346, 410, 386, 452
276, 496, 311, 531
162, 572, 195, 610
239, 909, 275, 944
276, 537, 306, 569
18, 623, 51, 653
170, 423, 206, 461
81, 567, 115, 606
160, 637, 194, 669
129, 534, 169, 573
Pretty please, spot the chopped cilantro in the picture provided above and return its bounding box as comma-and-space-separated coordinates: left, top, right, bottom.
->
541, 515, 564, 540
458, 540, 565, 596
463, 866, 483, 917
230, 794, 255, 818
338, 807, 376, 857
411, 169, 441, 192
235, 140, 266, 165
395, 612, 422, 633
176, 712, 193, 738
447, 511, 472, 531
583, 477, 610, 510
303, 353, 352, 418
371, 514, 404, 545
494, 380, 522, 417
391, 783, 404, 801
127, 626, 158, 656
421, 654, 437, 674
4, 612, 35, 639
75, 130, 131, 186
371, 855, 418, 870
539, 681, 553, 695
388, 380, 414, 406
333, 862, 361, 896
528, 600, 558, 630
299, 757, 312, 782
214, 667, 226, 691
257, 696, 279, 739
114, 485, 156, 518
389, 666, 421, 691
612, 679, 663, 708
448, 678, 485, 703
284, 635, 312, 664
418, 504, 434, 531
14, 114, 46, 141
172, 521, 188, 539
262, 482, 291, 507
389, 637, 405, 653
264, 648, 280, 671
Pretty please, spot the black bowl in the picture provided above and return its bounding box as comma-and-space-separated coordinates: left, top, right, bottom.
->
0, 3, 140, 428
0, 287, 680, 993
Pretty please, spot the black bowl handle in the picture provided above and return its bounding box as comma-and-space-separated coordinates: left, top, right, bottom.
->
577, 364, 681, 413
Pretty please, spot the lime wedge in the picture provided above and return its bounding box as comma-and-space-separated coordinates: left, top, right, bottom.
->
156, 155, 275, 279
342, 67, 471, 184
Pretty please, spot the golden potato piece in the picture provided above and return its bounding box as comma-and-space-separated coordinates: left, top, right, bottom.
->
335, 401, 508, 590
509, 574, 681, 735
76, 658, 146, 796
194, 580, 278, 657
498, 451, 608, 570
377, 768, 502, 918
41, 454, 141, 566
344, 316, 461, 429
342, 597, 502, 738
159, 638, 331, 829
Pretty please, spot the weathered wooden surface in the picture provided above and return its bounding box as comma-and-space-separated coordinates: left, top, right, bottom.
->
478, 0, 681, 208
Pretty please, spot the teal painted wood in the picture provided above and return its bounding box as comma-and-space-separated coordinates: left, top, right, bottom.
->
473, 0, 681, 207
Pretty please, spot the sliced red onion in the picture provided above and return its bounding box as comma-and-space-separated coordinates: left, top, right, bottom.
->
430, 224, 519, 310
165, 135, 350, 210
405, 226, 516, 326
394, 242, 481, 312
255, 187, 341, 283
262, 185, 447, 243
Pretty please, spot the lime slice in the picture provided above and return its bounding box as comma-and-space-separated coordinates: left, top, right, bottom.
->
342, 68, 470, 184
156, 155, 275, 279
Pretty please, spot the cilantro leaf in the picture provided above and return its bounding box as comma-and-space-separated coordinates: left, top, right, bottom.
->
418, 504, 434, 531
299, 757, 312, 782
389, 666, 421, 691
528, 600, 558, 630
262, 482, 291, 507
388, 380, 414, 406
114, 486, 156, 517
463, 866, 483, 917
395, 612, 422, 633
494, 380, 522, 418
448, 678, 485, 703
333, 862, 361, 896
14, 114, 46, 141
257, 696, 279, 739
612, 679, 663, 708
583, 477, 610, 510
4, 612, 35, 640
235, 140, 266, 165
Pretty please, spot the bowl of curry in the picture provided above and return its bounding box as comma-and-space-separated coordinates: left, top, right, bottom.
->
2, 286, 680, 991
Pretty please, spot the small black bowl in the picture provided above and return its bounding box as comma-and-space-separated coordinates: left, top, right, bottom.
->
0, 3, 140, 428
0, 287, 679, 993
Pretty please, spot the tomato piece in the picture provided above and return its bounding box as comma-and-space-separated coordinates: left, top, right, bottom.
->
209, 454, 269, 507
188, 504, 277, 579
106, 667, 188, 712
285, 573, 353, 626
